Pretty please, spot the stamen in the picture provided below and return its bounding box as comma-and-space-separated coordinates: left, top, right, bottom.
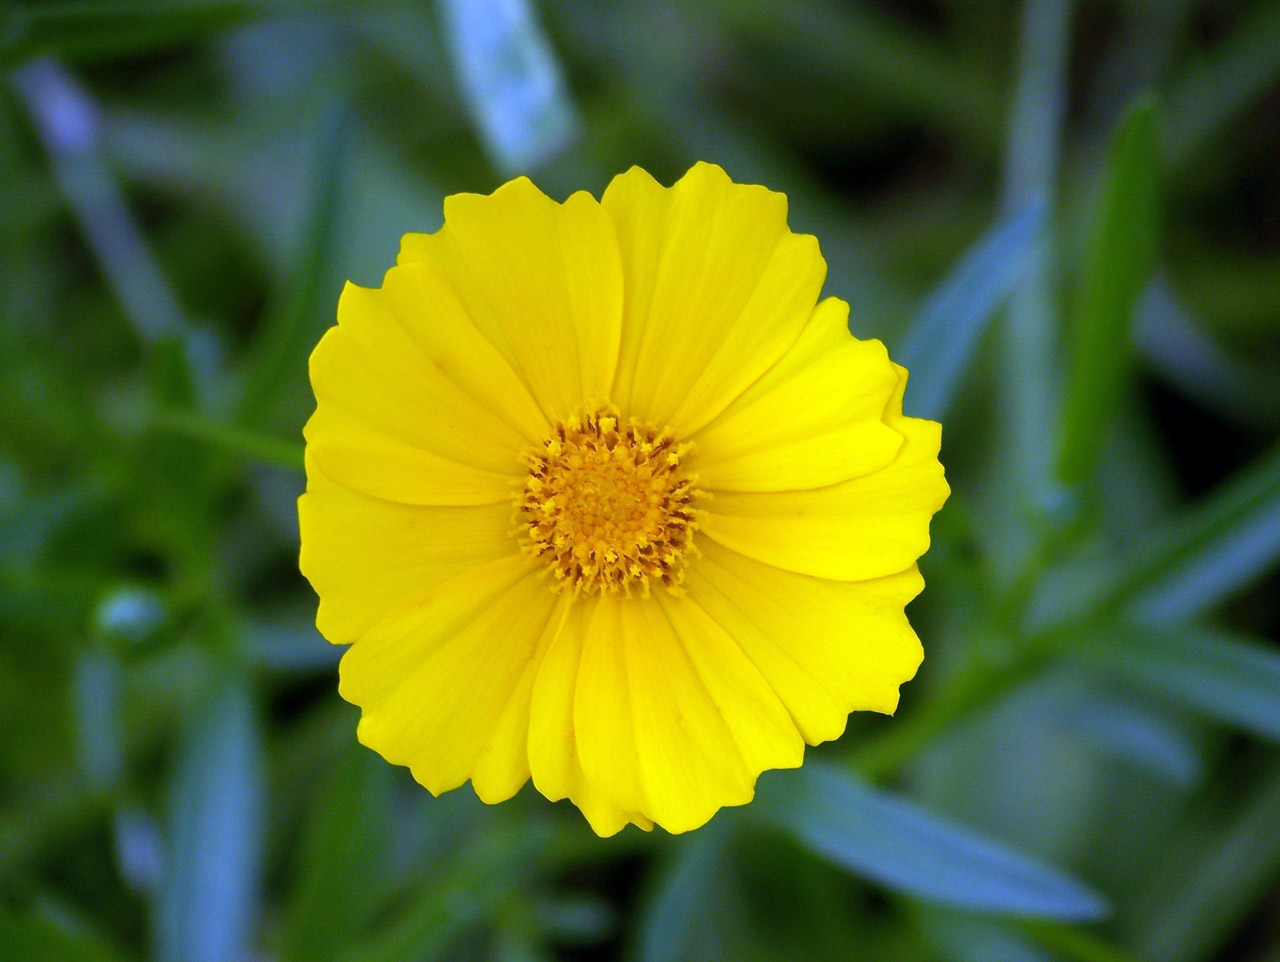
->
517, 408, 701, 595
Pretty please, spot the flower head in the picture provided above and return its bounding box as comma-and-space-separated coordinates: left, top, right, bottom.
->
298, 162, 949, 835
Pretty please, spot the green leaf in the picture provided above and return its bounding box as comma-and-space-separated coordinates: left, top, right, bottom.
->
72, 648, 124, 792
1064, 696, 1202, 787
278, 741, 394, 962
1083, 440, 1280, 624
156, 673, 264, 962
244, 619, 340, 674
0, 0, 257, 71
708, 0, 1003, 149
1136, 278, 1280, 432
0, 908, 126, 962
984, 0, 1073, 579
234, 102, 347, 431
151, 410, 304, 472
755, 764, 1107, 920
916, 908, 1054, 962
635, 824, 749, 962
1075, 623, 1280, 742
1137, 763, 1280, 962
1162, 0, 1280, 170
435, 0, 578, 173
13, 60, 191, 348
1056, 96, 1160, 487
1019, 919, 1144, 962
339, 822, 549, 962
897, 197, 1045, 421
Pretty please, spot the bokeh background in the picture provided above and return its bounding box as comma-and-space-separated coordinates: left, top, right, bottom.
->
4, 0, 1280, 960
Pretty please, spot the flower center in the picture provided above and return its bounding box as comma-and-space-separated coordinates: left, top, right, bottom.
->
518, 410, 701, 596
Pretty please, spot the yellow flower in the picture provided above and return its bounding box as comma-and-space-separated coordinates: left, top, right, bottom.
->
298, 162, 949, 836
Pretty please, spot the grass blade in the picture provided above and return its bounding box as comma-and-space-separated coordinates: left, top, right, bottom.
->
897, 198, 1046, 421
756, 764, 1107, 920
339, 823, 550, 962
1057, 97, 1160, 487
707, 0, 1002, 149
1075, 623, 1280, 742
157, 673, 264, 962
982, 0, 1073, 582
1136, 278, 1280, 431
1064, 696, 1202, 787
435, 0, 578, 174
234, 102, 346, 431
1036, 441, 1280, 629
13, 60, 189, 348
1162, 0, 1280, 170
1137, 761, 1280, 962
635, 824, 745, 962
151, 410, 304, 472
0, 0, 259, 70
1019, 920, 1143, 962
918, 908, 1054, 962
278, 742, 393, 962
0, 907, 125, 962
1106, 441, 1280, 623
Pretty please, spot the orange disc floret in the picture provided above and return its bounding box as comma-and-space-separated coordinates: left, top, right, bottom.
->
517, 409, 702, 596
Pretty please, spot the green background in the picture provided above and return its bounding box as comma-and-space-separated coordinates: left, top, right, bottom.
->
3, 1, 1280, 960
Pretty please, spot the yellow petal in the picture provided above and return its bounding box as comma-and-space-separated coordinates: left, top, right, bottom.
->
340, 554, 555, 798
601, 162, 825, 436
575, 595, 803, 834
685, 539, 925, 744
700, 367, 949, 581
306, 267, 546, 506
653, 591, 805, 774
691, 297, 904, 491
298, 454, 519, 644
469, 594, 570, 804
570, 596, 647, 817
399, 178, 623, 423
304, 403, 515, 506
527, 598, 654, 835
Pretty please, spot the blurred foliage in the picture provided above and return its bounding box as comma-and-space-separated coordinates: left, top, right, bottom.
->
2, 0, 1279, 960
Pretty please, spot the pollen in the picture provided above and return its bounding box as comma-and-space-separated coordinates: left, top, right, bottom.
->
518, 409, 702, 596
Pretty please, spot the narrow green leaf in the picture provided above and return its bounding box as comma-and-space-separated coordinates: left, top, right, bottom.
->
279, 741, 393, 962
13, 60, 190, 348
340, 823, 549, 962
0, 776, 108, 884
1137, 761, 1280, 962
234, 102, 347, 431
0, 0, 255, 70
635, 823, 747, 962
897, 198, 1045, 421
245, 620, 339, 674
0, 908, 126, 962
435, 0, 578, 173
708, 0, 1003, 149
984, 0, 1073, 582
1073, 440, 1280, 624
1127, 483, 1280, 624
1057, 96, 1160, 487
1064, 696, 1202, 787
1162, 0, 1280, 170
1001, 0, 1072, 208
1019, 919, 1144, 962
1075, 623, 1280, 742
917, 908, 1053, 962
755, 764, 1107, 920
151, 410, 304, 472
1136, 278, 1280, 431
157, 673, 263, 962
72, 648, 124, 792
